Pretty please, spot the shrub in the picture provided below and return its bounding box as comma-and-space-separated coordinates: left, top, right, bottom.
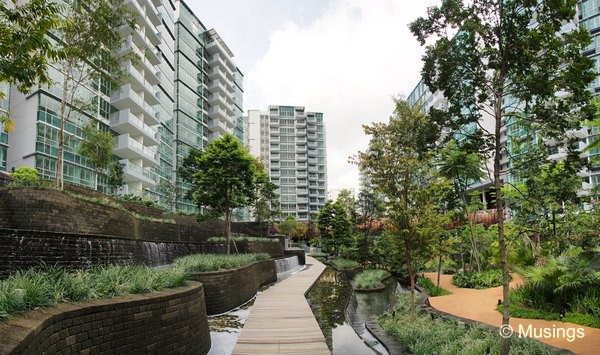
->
379, 294, 555, 355
506, 250, 600, 327
354, 269, 390, 289
173, 253, 271, 272
416, 275, 451, 297
9, 167, 50, 187
0, 265, 187, 321
331, 258, 360, 270
452, 269, 504, 289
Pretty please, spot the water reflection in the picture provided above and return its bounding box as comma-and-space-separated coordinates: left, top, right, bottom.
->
307, 267, 399, 355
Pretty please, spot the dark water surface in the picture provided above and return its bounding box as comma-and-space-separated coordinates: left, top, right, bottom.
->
306, 267, 399, 355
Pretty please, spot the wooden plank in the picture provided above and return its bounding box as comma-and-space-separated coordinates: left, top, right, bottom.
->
232, 256, 330, 355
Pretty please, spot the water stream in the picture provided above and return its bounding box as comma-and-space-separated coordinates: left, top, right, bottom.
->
306, 267, 401, 355
274, 255, 305, 281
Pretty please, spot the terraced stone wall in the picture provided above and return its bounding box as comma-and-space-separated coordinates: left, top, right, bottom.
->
0, 282, 211, 355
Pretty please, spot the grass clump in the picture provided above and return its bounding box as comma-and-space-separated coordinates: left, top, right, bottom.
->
416, 275, 451, 296
379, 294, 556, 355
331, 258, 360, 270
207, 236, 278, 243
452, 269, 504, 289
354, 269, 390, 289
0, 265, 188, 321
174, 253, 271, 272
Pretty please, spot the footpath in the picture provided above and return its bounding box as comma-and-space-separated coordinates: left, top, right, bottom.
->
423, 273, 599, 355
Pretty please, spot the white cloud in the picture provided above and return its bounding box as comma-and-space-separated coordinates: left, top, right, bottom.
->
245, 0, 438, 192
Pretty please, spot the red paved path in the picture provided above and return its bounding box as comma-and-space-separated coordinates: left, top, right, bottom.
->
423, 273, 599, 355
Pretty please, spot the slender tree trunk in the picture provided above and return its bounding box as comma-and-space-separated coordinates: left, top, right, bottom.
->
495, 86, 510, 355
405, 239, 416, 321
437, 254, 442, 288
225, 209, 231, 255
463, 195, 481, 272
56, 65, 70, 190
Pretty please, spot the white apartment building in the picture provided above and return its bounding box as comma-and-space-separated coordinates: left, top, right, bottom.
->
246, 106, 328, 222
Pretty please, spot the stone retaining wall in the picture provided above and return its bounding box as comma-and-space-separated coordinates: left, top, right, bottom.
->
0, 230, 228, 277
188, 259, 277, 315
0, 282, 211, 355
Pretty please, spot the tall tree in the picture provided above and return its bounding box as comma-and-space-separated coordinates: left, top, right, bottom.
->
78, 121, 114, 190
438, 140, 485, 271
181, 134, 266, 254
53, 0, 135, 190
0, 0, 63, 131
253, 171, 279, 236
355, 190, 384, 264
410, 2, 595, 353
359, 99, 446, 320
107, 161, 125, 196
335, 189, 357, 224
317, 200, 352, 255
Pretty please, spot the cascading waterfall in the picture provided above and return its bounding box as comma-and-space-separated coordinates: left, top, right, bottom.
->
141, 241, 168, 266
275, 256, 304, 281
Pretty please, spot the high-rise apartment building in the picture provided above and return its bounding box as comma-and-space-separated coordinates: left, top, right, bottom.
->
246, 106, 327, 222
3, 0, 243, 212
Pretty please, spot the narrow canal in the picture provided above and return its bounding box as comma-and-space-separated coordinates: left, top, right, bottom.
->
306, 266, 399, 355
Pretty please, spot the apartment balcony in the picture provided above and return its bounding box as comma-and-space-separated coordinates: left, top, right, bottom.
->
296, 120, 306, 128
308, 166, 318, 173
207, 118, 228, 134
296, 154, 307, 162
208, 80, 228, 97
207, 106, 227, 122
307, 150, 317, 158
207, 66, 226, 81
308, 158, 318, 165
307, 141, 317, 149
207, 93, 227, 109
110, 84, 159, 126
146, 48, 161, 66
296, 129, 306, 136
307, 125, 317, 132
110, 109, 160, 146
115, 134, 159, 167
143, 0, 161, 26
120, 159, 157, 188
548, 150, 567, 161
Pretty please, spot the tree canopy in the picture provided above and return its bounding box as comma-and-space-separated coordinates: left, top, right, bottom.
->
410, 1, 595, 352
181, 134, 268, 254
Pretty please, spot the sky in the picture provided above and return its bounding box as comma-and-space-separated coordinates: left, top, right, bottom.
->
188, 0, 440, 193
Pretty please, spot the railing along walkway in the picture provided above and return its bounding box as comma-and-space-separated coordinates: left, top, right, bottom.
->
232, 256, 330, 355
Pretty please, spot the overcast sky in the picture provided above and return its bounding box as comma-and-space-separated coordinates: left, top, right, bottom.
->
188, 0, 440, 193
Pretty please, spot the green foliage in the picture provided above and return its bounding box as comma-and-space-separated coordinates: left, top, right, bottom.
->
279, 215, 297, 237
9, 167, 41, 186
181, 134, 267, 253
379, 294, 555, 355
499, 298, 600, 329
353, 269, 390, 289
330, 258, 359, 270
107, 161, 125, 196
511, 249, 600, 322
0, 0, 63, 93
416, 275, 451, 297
120, 194, 161, 208
0, 265, 187, 320
317, 200, 352, 256
207, 236, 278, 243
173, 253, 271, 272
78, 122, 114, 174
452, 270, 504, 289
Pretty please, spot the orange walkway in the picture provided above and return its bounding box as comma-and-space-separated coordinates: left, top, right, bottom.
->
423, 273, 599, 355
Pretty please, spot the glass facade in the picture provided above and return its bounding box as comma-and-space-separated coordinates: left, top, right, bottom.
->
578, 0, 600, 188
0, 82, 9, 171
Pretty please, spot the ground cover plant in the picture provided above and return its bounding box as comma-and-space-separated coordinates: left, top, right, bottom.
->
207, 236, 278, 243
452, 269, 504, 289
330, 258, 360, 270
0, 265, 187, 320
173, 253, 271, 272
416, 275, 451, 297
353, 269, 390, 289
499, 250, 600, 328
379, 294, 556, 355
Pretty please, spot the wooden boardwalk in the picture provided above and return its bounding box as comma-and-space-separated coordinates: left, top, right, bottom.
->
232, 256, 330, 355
